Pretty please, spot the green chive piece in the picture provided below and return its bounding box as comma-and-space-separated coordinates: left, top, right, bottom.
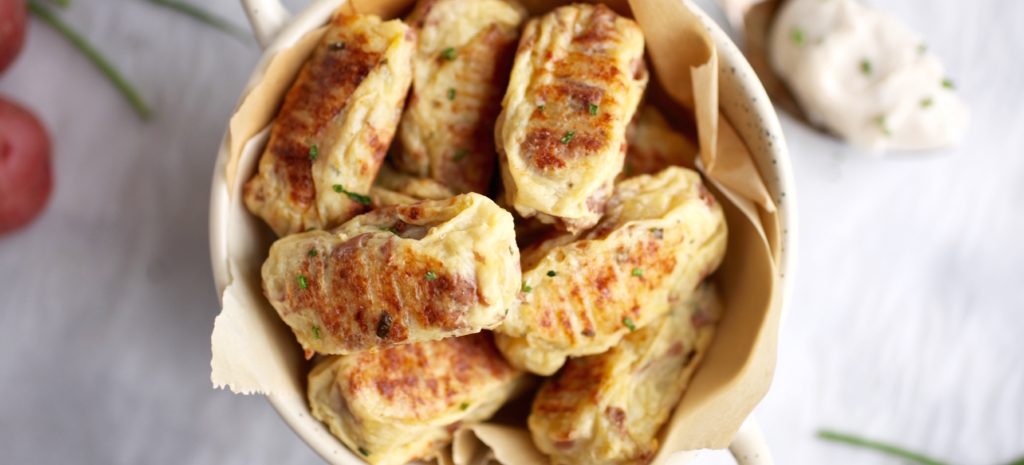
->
817, 430, 950, 465
622, 317, 636, 332
441, 47, 457, 60
538, 104, 545, 112
560, 131, 576, 144
146, 0, 250, 41
588, 103, 599, 115
453, 148, 469, 161
346, 191, 371, 206
459, 402, 469, 410
631, 267, 643, 277
790, 27, 805, 45
874, 115, 891, 136
546, 270, 557, 277
312, 325, 322, 339
48, 0, 71, 7
357, 447, 370, 457
942, 78, 955, 89
920, 97, 934, 108
331, 184, 370, 205
508, 246, 514, 256
447, 88, 456, 101
522, 283, 532, 293
329, 41, 345, 51
917, 43, 927, 54
297, 275, 309, 289
1003, 457, 1024, 465
425, 271, 438, 281
307, 248, 318, 257
308, 144, 319, 160
28, 1, 153, 120
860, 59, 872, 75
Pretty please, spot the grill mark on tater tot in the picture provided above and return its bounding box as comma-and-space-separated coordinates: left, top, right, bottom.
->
342, 333, 517, 418
269, 32, 382, 207
280, 232, 480, 352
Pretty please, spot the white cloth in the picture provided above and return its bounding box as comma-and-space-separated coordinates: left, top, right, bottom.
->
0, 1, 1020, 464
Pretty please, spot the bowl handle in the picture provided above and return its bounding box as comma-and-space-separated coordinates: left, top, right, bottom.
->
240, 0, 291, 49
727, 416, 775, 465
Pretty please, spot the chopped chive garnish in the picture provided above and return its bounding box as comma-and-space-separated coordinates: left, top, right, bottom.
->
331, 184, 370, 205
522, 282, 532, 293
346, 191, 371, 205
357, 447, 370, 457
297, 275, 309, 289
447, 88, 456, 100
622, 317, 636, 332
312, 325, 321, 339
790, 27, 805, 45
942, 78, 955, 89
546, 270, 557, 277
307, 248, 318, 257
329, 41, 345, 51
453, 148, 469, 161
538, 104, 545, 112
459, 402, 469, 410
441, 47, 457, 60
508, 246, 514, 255
874, 115, 891, 136
631, 267, 643, 277
425, 271, 438, 281
560, 131, 576, 144
308, 144, 318, 160
588, 103, 599, 115
920, 97, 933, 108
860, 59, 872, 75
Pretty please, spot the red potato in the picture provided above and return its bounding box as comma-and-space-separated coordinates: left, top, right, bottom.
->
0, 96, 52, 234
0, 0, 27, 73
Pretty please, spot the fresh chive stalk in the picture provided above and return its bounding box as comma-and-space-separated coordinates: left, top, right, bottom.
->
817, 430, 950, 465
146, 0, 250, 41
27, 0, 153, 120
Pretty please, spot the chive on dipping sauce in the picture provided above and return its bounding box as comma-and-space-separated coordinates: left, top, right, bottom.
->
769, 0, 968, 152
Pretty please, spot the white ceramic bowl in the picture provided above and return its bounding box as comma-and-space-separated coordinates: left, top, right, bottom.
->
210, 0, 796, 463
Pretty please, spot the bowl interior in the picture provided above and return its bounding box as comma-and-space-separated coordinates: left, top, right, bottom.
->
209, 1, 795, 464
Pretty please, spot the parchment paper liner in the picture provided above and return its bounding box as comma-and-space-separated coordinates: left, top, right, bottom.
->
211, 0, 784, 463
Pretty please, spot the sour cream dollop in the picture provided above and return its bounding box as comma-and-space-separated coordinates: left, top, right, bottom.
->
769, 0, 968, 152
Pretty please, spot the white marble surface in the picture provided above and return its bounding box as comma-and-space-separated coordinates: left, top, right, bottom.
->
1, 1, 1021, 464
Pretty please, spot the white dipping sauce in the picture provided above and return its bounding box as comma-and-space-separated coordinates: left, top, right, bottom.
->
769, 0, 968, 152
